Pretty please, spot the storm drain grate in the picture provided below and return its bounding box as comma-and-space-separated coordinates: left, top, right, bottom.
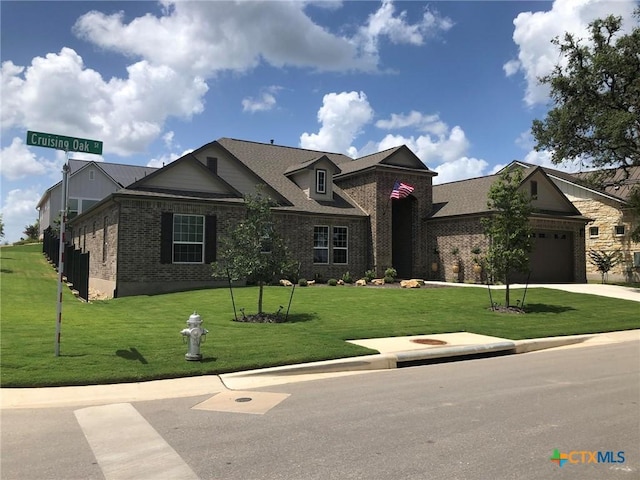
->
235, 397, 253, 403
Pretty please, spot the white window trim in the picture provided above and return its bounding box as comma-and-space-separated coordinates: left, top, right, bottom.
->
173, 214, 205, 264
614, 225, 625, 237
589, 226, 599, 238
316, 169, 327, 194
313, 225, 329, 264
332, 226, 348, 265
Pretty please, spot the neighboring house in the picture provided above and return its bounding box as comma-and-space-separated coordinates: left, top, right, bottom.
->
509, 162, 640, 283
66, 138, 590, 298
37, 159, 158, 238
427, 165, 590, 284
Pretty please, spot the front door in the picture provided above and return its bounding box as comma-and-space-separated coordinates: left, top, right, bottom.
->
392, 197, 414, 278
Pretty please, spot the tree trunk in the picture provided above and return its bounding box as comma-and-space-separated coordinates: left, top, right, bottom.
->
258, 282, 264, 314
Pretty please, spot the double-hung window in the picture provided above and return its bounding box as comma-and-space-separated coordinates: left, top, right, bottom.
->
313, 226, 329, 264
332, 226, 348, 264
173, 214, 204, 263
316, 169, 327, 194
313, 225, 348, 264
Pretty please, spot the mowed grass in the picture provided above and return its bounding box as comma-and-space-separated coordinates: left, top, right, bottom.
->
1, 244, 639, 387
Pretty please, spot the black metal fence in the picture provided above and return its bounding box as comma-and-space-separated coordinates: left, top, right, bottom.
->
43, 228, 90, 301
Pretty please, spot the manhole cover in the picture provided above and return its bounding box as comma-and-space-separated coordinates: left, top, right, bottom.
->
235, 397, 253, 403
410, 338, 447, 346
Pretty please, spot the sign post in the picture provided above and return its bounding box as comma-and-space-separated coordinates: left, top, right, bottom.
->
26, 130, 103, 356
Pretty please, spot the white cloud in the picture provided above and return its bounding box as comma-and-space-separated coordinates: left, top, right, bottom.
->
73, 2, 364, 74
0, 137, 59, 181
3, 1, 453, 160
242, 86, 281, 113
356, 0, 453, 64
73, 1, 451, 76
162, 131, 175, 149
434, 157, 489, 184
502, 59, 520, 77
0, 187, 42, 242
506, 0, 638, 105
146, 148, 193, 169
1, 48, 208, 156
375, 111, 448, 136
300, 91, 374, 155
374, 125, 470, 166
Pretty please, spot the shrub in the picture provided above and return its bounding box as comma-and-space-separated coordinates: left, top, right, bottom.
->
342, 271, 353, 284
298, 278, 308, 287
327, 278, 338, 286
364, 269, 376, 282
383, 275, 395, 284
384, 267, 397, 279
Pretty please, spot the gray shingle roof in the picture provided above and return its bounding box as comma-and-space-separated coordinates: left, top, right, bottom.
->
430, 175, 498, 218
508, 160, 639, 203
214, 138, 368, 216
430, 166, 585, 220
69, 159, 158, 187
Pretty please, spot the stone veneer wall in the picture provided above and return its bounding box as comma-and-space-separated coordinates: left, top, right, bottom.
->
572, 197, 640, 282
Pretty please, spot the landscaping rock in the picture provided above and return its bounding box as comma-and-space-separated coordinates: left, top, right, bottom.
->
355, 279, 367, 286
279, 279, 293, 287
400, 279, 423, 288
371, 278, 385, 286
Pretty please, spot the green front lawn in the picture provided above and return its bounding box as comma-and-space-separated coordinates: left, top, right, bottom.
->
1, 244, 639, 387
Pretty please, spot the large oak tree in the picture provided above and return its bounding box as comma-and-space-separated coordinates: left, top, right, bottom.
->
532, 10, 639, 170
532, 9, 640, 241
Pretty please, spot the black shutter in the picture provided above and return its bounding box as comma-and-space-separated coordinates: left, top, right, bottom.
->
205, 215, 217, 263
160, 212, 173, 264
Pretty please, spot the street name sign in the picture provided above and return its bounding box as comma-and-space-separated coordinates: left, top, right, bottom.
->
26, 130, 103, 155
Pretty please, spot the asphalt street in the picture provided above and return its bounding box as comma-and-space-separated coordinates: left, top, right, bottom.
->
1, 339, 638, 480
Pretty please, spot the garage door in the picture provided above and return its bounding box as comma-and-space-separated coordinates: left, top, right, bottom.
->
512, 230, 574, 283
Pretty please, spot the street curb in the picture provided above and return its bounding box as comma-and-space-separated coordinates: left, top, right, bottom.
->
222, 336, 605, 381
394, 341, 517, 363
512, 335, 593, 354
220, 353, 398, 379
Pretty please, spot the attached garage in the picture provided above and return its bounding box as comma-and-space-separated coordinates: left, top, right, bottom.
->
513, 230, 574, 283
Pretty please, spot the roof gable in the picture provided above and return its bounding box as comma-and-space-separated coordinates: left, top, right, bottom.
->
129, 154, 242, 198
336, 145, 435, 178
430, 166, 582, 219
284, 155, 342, 176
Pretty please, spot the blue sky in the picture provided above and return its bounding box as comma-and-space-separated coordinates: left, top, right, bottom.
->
1, 0, 637, 243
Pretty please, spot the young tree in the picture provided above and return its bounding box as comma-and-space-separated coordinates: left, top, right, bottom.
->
481, 169, 533, 308
23, 220, 39, 241
212, 190, 297, 318
588, 250, 622, 284
532, 10, 640, 170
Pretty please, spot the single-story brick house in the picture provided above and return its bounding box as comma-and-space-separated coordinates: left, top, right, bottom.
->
67, 138, 590, 297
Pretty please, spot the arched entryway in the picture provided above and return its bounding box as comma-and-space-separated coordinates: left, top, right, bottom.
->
392, 196, 414, 278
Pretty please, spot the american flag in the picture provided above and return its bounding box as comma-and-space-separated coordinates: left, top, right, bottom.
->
390, 180, 415, 199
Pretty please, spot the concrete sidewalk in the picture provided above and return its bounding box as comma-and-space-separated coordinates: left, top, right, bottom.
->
2, 329, 637, 409
423, 281, 640, 302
